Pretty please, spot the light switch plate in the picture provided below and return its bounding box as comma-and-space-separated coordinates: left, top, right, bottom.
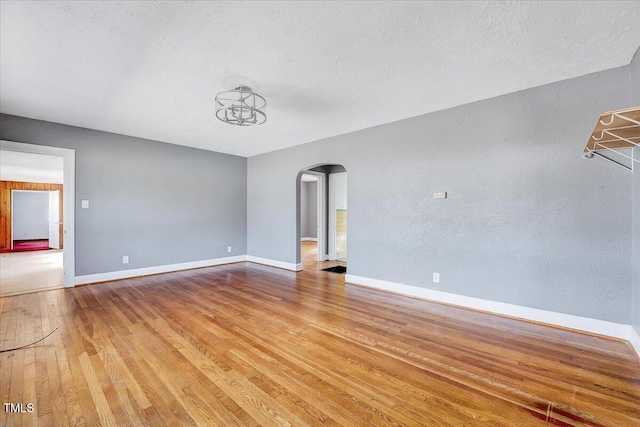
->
81, 200, 89, 209
433, 192, 447, 199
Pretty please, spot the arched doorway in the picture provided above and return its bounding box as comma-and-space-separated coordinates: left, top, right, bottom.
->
296, 164, 347, 270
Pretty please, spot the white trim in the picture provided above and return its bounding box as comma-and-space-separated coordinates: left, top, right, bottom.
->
1, 140, 75, 288
76, 255, 247, 285
328, 173, 336, 260
316, 173, 326, 262
247, 255, 302, 271
345, 274, 640, 358
299, 169, 326, 262
10, 189, 14, 250
301, 237, 318, 242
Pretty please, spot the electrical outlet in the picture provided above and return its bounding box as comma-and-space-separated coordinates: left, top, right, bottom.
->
123, 256, 129, 264
227, 246, 232, 253
433, 272, 440, 283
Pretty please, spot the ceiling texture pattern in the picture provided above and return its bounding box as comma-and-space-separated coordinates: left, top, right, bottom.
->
1, 1, 640, 157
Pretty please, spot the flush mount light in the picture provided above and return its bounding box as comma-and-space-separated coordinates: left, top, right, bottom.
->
215, 85, 266, 126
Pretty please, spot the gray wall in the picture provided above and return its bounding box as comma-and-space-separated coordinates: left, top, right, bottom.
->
13, 191, 49, 240
631, 47, 640, 333
302, 181, 317, 238
300, 180, 308, 237
0, 115, 247, 276
248, 66, 633, 324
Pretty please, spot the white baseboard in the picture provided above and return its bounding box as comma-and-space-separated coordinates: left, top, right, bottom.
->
75, 255, 247, 285
301, 237, 318, 242
246, 256, 302, 271
345, 274, 640, 358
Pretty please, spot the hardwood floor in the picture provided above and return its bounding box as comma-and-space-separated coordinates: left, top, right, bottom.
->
0, 249, 63, 297
300, 241, 346, 271
1, 256, 638, 425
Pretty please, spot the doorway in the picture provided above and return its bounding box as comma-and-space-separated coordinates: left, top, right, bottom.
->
298, 170, 325, 266
328, 171, 347, 262
0, 140, 75, 293
296, 164, 347, 271
11, 189, 62, 251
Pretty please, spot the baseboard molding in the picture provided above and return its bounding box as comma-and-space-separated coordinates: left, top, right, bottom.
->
246, 256, 302, 272
301, 237, 318, 242
75, 255, 248, 285
345, 274, 640, 358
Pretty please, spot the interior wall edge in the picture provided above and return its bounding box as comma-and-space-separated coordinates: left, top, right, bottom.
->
246, 255, 302, 271
629, 44, 640, 341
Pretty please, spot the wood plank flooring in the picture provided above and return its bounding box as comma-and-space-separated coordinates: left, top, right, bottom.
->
0, 250, 63, 297
1, 253, 639, 425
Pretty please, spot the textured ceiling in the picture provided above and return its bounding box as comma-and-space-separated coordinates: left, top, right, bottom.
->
1, 1, 640, 157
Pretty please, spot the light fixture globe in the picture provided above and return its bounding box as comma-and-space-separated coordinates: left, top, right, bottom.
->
215, 85, 266, 126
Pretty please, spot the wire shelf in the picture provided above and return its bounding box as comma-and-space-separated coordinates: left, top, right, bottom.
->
583, 106, 640, 172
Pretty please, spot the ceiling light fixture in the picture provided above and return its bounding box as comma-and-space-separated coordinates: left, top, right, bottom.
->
215, 85, 266, 126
